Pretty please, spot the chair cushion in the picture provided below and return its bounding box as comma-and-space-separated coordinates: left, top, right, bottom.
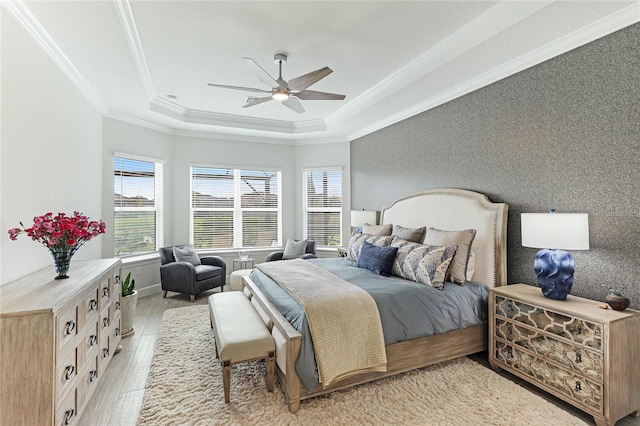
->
173, 245, 201, 265
195, 264, 223, 281
283, 238, 307, 260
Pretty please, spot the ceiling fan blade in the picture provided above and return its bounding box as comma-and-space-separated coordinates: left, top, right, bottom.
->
287, 67, 333, 91
294, 90, 346, 101
243, 57, 278, 88
282, 96, 305, 113
241, 96, 273, 108
207, 83, 271, 94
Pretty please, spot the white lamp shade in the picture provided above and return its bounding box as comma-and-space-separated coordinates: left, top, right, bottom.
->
521, 213, 589, 250
351, 210, 377, 227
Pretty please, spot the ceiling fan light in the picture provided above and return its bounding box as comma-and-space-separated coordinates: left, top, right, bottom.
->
272, 91, 289, 101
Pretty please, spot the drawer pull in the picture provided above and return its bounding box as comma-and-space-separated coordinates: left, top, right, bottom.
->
103, 317, 109, 328
102, 287, 109, 297
64, 365, 75, 380
102, 348, 109, 359
89, 334, 97, 346
115, 301, 121, 310
89, 299, 97, 311
89, 369, 97, 383
575, 381, 582, 391
575, 352, 582, 363
65, 320, 75, 335
64, 408, 74, 425
115, 327, 121, 337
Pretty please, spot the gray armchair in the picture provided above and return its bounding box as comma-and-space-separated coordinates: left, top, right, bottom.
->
266, 240, 317, 262
159, 245, 226, 302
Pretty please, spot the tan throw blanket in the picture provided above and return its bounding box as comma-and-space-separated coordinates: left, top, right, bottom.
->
256, 259, 387, 387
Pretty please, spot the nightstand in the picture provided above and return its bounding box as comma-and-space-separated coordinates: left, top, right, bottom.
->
489, 284, 640, 426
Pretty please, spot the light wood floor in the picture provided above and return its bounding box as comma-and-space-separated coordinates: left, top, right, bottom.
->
78, 289, 640, 426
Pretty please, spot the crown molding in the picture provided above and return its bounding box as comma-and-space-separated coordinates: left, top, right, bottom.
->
149, 97, 326, 134
104, 110, 173, 134
327, 1, 552, 127
2, 0, 108, 114
114, 0, 156, 100
171, 128, 295, 146
347, 3, 640, 141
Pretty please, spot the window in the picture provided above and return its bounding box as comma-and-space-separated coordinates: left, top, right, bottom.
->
303, 168, 342, 247
191, 166, 281, 249
113, 155, 163, 256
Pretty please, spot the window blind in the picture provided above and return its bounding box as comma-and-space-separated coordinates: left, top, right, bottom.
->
303, 169, 342, 247
191, 166, 281, 249
114, 156, 163, 256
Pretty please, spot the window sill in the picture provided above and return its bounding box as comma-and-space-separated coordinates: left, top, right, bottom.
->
120, 252, 159, 266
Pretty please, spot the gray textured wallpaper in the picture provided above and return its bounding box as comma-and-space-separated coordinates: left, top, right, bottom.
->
351, 24, 639, 309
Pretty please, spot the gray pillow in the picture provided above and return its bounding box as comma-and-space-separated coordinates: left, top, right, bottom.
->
362, 223, 392, 236
347, 232, 393, 262
173, 245, 201, 266
282, 238, 307, 260
392, 224, 426, 243
423, 228, 476, 284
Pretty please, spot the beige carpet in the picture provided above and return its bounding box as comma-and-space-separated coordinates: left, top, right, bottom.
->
137, 305, 588, 426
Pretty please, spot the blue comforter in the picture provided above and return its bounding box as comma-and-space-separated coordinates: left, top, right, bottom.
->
250, 257, 488, 392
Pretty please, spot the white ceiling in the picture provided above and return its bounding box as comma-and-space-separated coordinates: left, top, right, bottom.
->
5, 1, 638, 144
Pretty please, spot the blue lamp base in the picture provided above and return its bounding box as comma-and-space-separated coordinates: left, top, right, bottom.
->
534, 249, 574, 300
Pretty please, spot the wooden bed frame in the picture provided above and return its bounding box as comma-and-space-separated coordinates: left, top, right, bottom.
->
243, 188, 508, 413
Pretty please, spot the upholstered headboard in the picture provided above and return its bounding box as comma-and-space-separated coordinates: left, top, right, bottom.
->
380, 188, 508, 288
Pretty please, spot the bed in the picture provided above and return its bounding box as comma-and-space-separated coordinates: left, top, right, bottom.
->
243, 188, 508, 413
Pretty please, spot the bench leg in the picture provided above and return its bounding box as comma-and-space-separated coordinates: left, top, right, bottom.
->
222, 360, 231, 403
266, 351, 275, 393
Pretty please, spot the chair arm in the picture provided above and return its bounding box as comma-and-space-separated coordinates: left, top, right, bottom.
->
300, 253, 317, 260
201, 256, 227, 284
266, 251, 284, 262
160, 262, 196, 287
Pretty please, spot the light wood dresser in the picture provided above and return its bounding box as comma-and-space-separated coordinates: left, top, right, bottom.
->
489, 284, 640, 426
0, 259, 122, 425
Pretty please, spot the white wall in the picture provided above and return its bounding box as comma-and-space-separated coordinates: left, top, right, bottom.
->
1, 11, 104, 284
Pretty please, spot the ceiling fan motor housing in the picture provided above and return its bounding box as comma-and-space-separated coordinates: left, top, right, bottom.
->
274, 53, 287, 64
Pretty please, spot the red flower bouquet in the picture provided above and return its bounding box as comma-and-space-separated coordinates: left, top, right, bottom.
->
8, 211, 106, 279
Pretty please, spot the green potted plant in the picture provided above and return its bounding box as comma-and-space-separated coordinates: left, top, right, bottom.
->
602, 284, 630, 311
121, 272, 138, 336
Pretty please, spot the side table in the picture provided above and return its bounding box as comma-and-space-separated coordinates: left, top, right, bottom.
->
233, 258, 254, 271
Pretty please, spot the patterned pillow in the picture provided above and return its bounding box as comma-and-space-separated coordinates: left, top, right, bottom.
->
347, 232, 393, 262
390, 236, 457, 290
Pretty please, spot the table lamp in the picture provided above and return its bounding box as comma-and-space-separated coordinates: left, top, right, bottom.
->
350, 210, 377, 232
521, 211, 589, 300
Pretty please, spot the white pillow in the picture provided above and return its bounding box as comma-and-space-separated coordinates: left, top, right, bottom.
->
173, 245, 201, 266
282, 239, 307, 260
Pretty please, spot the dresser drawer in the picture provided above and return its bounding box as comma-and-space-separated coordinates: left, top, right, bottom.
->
56, 346, 78, 403
77, 353, 99, 411
78, 287, 99, 332
98, 278, 113, 311
77, 322, 99, 368
54, 387, 77, 426
494, 296, 603, 350
495, 341, 602, 412
494, 318, 603, 381
56, 304, 78, 352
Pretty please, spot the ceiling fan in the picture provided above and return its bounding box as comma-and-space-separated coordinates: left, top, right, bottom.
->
207, 54, 345, 113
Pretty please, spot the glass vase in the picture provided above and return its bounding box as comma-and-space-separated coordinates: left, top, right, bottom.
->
50, 248, 75, 279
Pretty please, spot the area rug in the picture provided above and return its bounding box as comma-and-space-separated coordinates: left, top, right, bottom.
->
137, 305, 588, 426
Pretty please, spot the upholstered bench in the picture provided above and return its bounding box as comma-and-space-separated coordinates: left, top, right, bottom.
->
229, 268, 253, 292
208, 292, 276, 403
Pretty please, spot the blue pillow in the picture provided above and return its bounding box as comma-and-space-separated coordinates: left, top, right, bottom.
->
356, 241, 398, 276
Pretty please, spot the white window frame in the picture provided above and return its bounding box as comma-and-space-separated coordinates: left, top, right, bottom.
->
113, 153, 164, 257
302, 167, 343, 247
190, 165, 282, 249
